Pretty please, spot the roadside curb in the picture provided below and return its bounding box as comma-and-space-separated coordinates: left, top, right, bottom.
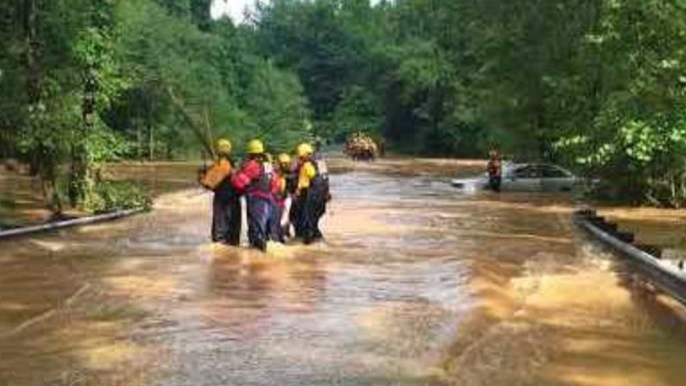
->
574, 209, 686, 305
0, 208, 146, 241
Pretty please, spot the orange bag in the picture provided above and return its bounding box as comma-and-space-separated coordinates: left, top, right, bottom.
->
201, 159, 231, 190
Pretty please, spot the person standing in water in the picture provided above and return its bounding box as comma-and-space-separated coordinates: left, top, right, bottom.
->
487, 150, 502, 192
294, 142, 330, 244
231, 139, 281, 251
270, 153, 294, 243
200, 139, 241, 245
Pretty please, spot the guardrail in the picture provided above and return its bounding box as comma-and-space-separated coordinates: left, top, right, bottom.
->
574, 209, 686, 305
0, 208, 145, 241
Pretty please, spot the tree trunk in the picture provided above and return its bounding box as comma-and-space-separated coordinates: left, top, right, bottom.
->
137, 122, 143, 162
69, 141, 79, 207
149, 124, 154, 162
41, 154, 63, 216
23, 0, 62, 215
148, 98, 154, 161
24, 0, 40, 103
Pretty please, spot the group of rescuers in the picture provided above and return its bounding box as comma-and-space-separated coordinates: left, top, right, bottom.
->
200, 138, 330, 251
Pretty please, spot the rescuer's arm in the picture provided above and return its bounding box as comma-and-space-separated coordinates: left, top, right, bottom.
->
231, 160, 260, 192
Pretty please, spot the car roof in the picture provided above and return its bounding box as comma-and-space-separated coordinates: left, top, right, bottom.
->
508, 163, 574, 174
510, 163, 564, 169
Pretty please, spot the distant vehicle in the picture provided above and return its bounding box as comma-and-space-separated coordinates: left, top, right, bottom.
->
451, 163, 581, 192
345, 132, 378, 161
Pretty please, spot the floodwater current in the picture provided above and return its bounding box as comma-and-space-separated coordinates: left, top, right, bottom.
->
1, 159, 686, 386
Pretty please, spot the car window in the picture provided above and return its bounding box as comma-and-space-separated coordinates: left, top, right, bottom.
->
541, 166, 568, 178
512, 166, 540, 178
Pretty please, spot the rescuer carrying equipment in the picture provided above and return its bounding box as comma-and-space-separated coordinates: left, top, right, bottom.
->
201, 138, 241, 246
292, 142, 330, 244
232, 139, 281, 251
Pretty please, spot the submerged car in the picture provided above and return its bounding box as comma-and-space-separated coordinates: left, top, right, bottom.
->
451, 163, 581, 192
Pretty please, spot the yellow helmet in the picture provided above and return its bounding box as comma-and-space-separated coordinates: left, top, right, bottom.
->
277, 153, 291, 166
216, 138, 232, 155
297, 143, 314, 158
246, 139, 265, 155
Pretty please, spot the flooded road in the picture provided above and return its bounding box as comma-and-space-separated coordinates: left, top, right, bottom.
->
2, 159, 686, 386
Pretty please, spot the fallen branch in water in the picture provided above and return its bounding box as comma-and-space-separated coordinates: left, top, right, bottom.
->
0, 209, 144, 240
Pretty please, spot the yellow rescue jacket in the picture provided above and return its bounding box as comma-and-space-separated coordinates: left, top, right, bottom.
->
297, 161, 317, 195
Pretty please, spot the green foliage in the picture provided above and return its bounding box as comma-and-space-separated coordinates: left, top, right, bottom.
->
4, 0, 686, 207
550, 0, 686, 205
241, 59, 311, 152
0, 198, 16, 210
250, 0, 686, 205
113, 0, 311, 157
252, 0, 371, 128
332, 86, 384, 141
84, 181, 152, 214
1, 0, 312, 214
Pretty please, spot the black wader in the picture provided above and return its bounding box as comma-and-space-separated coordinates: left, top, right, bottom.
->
212, 178, 241, 246
488, 175, 501, 192
297, 161, 329, 244
284, 171, 300, 239
269, 204, 285, 243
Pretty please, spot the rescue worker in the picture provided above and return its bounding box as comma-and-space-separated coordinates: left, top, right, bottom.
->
293, 142, 330, 244
200, 139, 241, 245
487, 150, 502, 192
287, 150, 302, 237
231, 139, 281, 251
285, 152, 299, 196
270, 153, 293, 242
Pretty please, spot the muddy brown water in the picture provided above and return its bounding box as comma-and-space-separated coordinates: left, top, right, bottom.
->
1, 160, 686, 386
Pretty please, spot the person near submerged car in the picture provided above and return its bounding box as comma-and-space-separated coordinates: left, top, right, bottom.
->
487, 150, 502, 192
452, 156, 581, 193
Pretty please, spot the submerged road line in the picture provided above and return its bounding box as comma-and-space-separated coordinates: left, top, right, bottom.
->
0, 282, 92, 340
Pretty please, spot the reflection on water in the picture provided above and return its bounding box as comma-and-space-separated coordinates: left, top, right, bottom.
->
1, 160, 686, 386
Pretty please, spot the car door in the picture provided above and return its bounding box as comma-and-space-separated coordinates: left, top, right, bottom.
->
503, 165, 542, 191
540, 165, 574, 191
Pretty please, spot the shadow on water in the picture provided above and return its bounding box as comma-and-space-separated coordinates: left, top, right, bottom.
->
1, 159, 686, 386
